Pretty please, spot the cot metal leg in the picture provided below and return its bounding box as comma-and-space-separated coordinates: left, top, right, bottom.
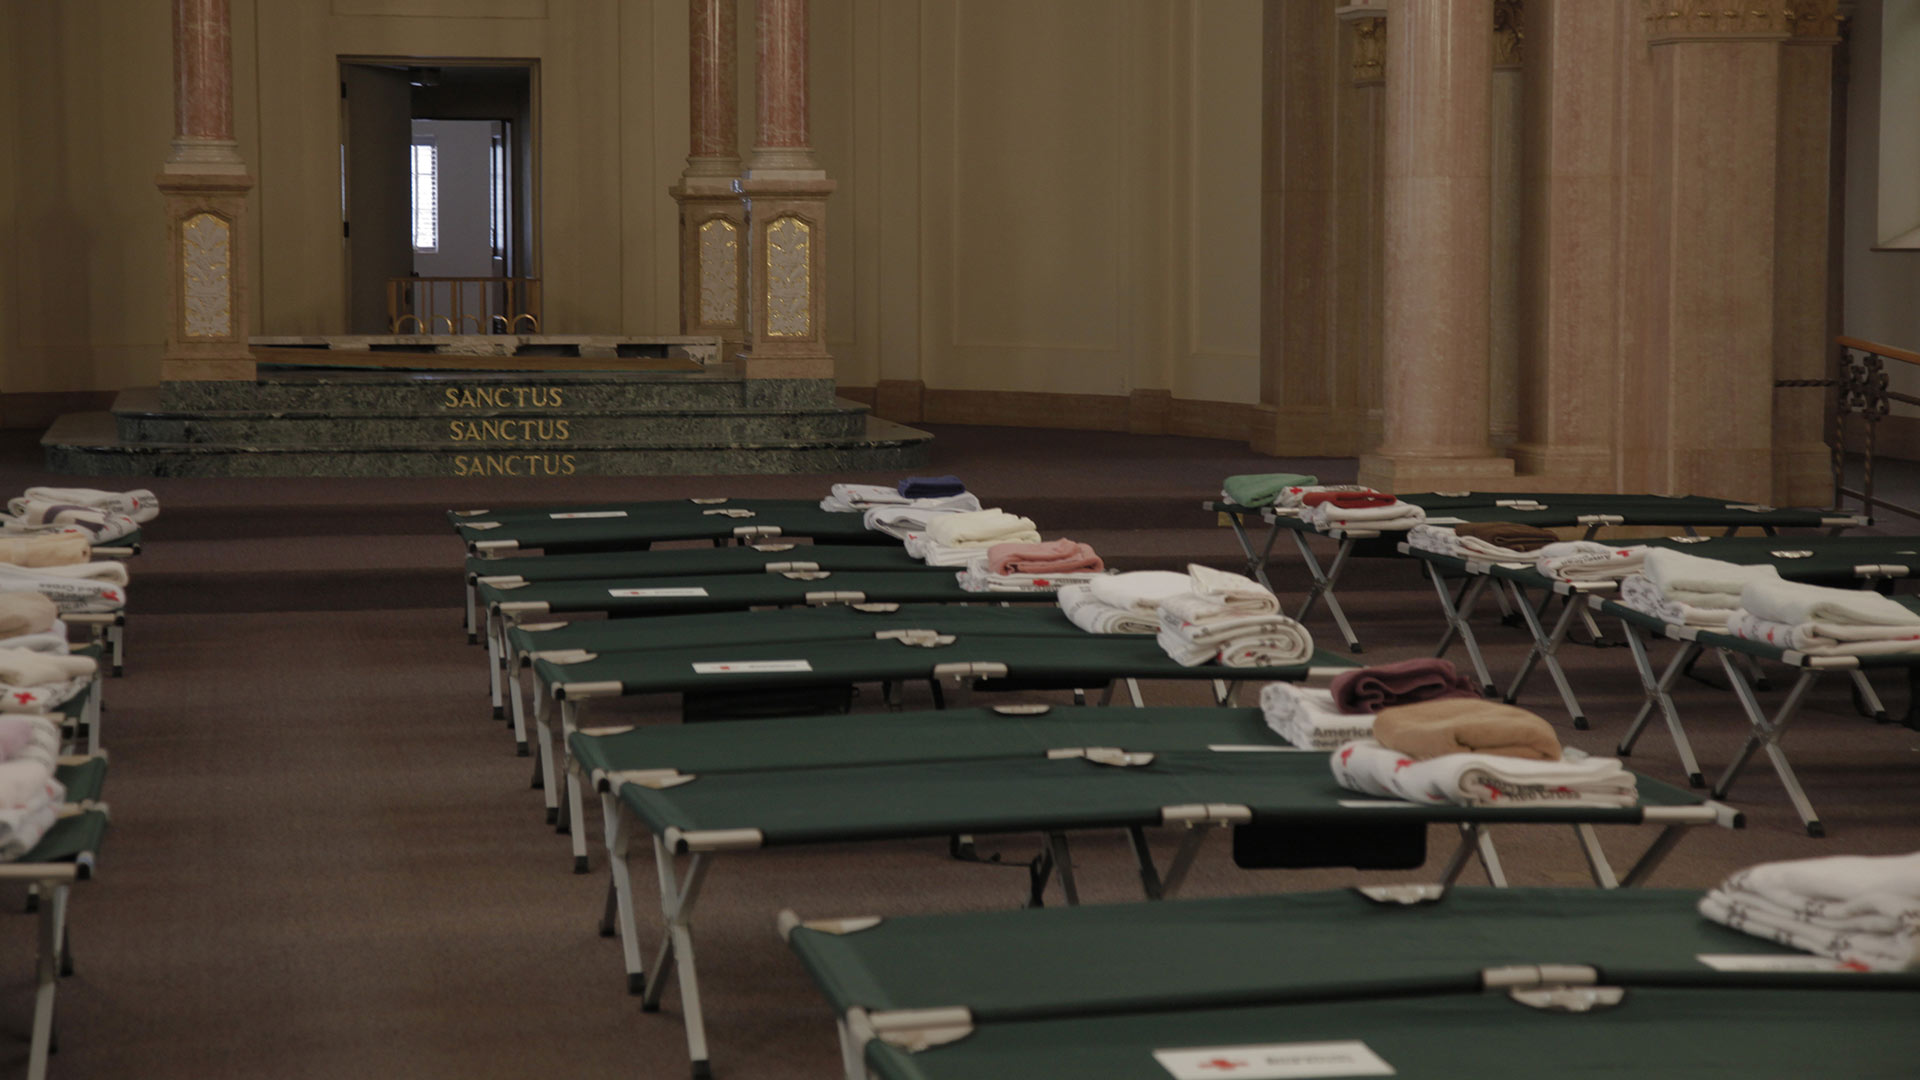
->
1575, 604, 1610, 648
1224, 514, 1283, 592
485, 608, 505, 721
1438, 824, 1508, 887
643, 839, 715, 1079
1045, 833, 1080, 906
532, 685, 560, 820
1097, 683, 1116, 706
465, 580, 478, 644
1158, 826, 1213, 899
1621, 825, 1695, 887
1848, 669, 1888, 722
26, 883, 58, 1080
1572, 824, 1620, 889
83, 676, 102, 757
1712, 659, 1825, 837
1617, 629, 1706, 787
1291, 532, 1363, 652
1125, 827, 1164, 900
504, 627, 529, 755
556, 699, 592, 871
106, 622, 123, 678
601, 793, 645, 992
1502, 581, 1587, 729
1126, 679, 1145, 708
1427, 568, 1495, 695
1215, 681, 1242, 707
836, 1018, 867, 1080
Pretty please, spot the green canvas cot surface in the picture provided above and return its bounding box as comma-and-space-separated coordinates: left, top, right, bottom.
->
617, 747, 1707, 850
483, 570, 1059, 617
92, 529, 140, 554
53, 758, 106, 804
538, 635, 1353, 699
447, 498, 825, 527
1594, 593, 1920, 671
16, 809, 107, 867
467, 542, 941, 585
571, 705, 1277, 782
511, 604, 1115, 657
455, 501, 889, 553
860, 985, 1920, 1080
790, 886, 1919, 1022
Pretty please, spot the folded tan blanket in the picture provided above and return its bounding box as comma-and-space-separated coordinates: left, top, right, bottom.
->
1373, 698, 1562, 762
0, 533, 88, 569
0, 595, 57, 638
1453, 521, 1560, 553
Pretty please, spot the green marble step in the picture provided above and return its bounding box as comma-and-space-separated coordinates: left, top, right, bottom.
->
43, 412, 932, 478
157, 372, 838, 412
112, 394, 871, 447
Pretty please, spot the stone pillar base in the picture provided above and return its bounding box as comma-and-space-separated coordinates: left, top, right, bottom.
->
1357, 451, 1515, 493
1249, 405, 1363, 457
736, 177, 837, 381
1773, 440, 1836, 507
1506, 443, 1615, 490
158, 171, 254, 381
671, 182, 748, 353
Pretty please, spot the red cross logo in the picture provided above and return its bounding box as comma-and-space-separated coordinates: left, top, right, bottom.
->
1198, 1060, 1248, 1073
1841, 960, 1870, 972
1393, 758, 1413, 772
1339, 746, 1355, 764
102, 591, 119, 602
12, 692, 34, 705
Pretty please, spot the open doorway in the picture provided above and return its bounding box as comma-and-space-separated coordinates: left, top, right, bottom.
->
340, 60, 537, 335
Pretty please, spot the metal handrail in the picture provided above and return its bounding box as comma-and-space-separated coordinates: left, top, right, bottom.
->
1777, 337, 1920, 523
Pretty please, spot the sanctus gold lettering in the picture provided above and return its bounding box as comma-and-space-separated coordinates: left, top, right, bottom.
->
439, 385, 566, 410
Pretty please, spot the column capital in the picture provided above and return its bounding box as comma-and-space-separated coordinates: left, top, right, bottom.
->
1493, 0, 1523, 69
1787, 0, 1842, 43
1642, 2, 1795, 43
1349, 17, 1386, 86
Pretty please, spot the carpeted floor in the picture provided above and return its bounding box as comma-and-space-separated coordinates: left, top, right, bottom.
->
0, 426, 1914, 1078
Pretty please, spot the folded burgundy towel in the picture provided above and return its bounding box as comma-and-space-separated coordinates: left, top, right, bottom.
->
1302, 491, 1394, 510
1331, 658, 1481, 714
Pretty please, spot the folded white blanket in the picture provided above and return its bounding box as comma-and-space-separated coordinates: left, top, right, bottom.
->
1698, 852, 1920, 971
1307, 501, 1426, 531
1330, 739, 1637, 807
0, 716, 61, 771
926, 509, 1040, 548
1645, 548, 1782, 597
1087, 571, 1194, 614
0, 650, 95, 688
2, 501, 139, 543
0, 623, 70, 656
0, 563, 129, 613
1740, 578, 1920, 628
1057, 584, 1157, 634
1156, 603, 1314, 667
905, 538, 1029, 566
863, 503, 977, 540
1406, 525, 1463, 557
1538, 544, 1647, 582
956, 564, 1102, 594
0, 759, 63, 861
1725, 610, 1920, 656
1186, 564, 1281, 615
822, 487, 981, 514
17, 487, 158, 524
1259, 684, 1375, 750
1619, 575, 1730, 629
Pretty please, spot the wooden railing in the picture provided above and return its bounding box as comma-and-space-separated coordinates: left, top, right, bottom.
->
387, 277, 542, 335
1777, 336, 1920, 522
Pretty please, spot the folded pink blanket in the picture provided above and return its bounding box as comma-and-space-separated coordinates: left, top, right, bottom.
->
986, 539, 1105, 576
1331, 658, 1481, 714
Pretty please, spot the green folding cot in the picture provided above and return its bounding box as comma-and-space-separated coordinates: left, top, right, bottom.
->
90, 529, 141, 560
785, 886, 1918, 1080
6, 757, 111, 1080
447, 497, 826, 528
1590, 591, 1918, 837
534, 634, 1359, 869
479, 569, 1063, 739
847, 985, 1919, 1080
567, 707, 1735, 1079
1203, 491, 1862, 653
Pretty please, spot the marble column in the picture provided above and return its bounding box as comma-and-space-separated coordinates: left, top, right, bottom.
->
671, 0, 748, 350
158, 0, 254, 382
1487, 0, 1522, 451
1773, 1, 1843, 505
736, 0, 837, 383
1253, 1, 1354, 455
1618, 3, 1790, 502
1342, 11, 1389, 449
1509, 0, 1624, 488
1357, 0, 1514, 490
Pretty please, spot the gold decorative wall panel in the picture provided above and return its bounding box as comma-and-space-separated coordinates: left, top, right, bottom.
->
181, 212, 232, 339
698, 218, 741, 327
765, 215, 812, 338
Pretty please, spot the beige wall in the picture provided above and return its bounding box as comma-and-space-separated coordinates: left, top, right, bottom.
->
0, 0, 1265, 421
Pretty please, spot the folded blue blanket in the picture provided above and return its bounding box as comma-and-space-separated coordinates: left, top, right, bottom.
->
898, 475, 966, 498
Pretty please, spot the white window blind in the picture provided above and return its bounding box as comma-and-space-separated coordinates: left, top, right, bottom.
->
411, 139, 439, 253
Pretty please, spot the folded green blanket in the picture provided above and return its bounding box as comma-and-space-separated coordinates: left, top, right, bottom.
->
1222, 473, 1319, 508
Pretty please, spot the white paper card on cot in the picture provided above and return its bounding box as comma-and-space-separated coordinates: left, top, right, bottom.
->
608, 587, 710, 598
1154, 1041, 1394, 1080
692, 660, 813, 674
549, 511, 628, 519
1696, 954, 1865, 973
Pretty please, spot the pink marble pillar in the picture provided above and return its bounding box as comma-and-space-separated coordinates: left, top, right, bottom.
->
160, 0, 253, 380
748, 0, 818, 175
167, 0, 242, 170
1358, 0, 1513, 490
686, 0, 739, 176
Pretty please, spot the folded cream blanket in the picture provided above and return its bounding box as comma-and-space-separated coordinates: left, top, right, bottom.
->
1726, 610, 1920, 656
1740, 578, 1920, 628
1619, 574, 1730, 629
0, 533, 88, 569
0, 760, 64, 861
1057, 584, 1157, 634
0, 650, 94, 688
1645, 548, 1782, 598
1156, 601, 1313, 667
0, 563, 129, 614
18, 486, 159, 523
1372, 697, 1561, 761
862, 503, 977, 540
1699, 852, 1920, 971
0, 716, 59, 769
1331, 739, 1636, 807
0, 623, 69, 656
956, 564, 1102, 594
1259, 683, 1375, 750
905, 538, 1013, 566
2, 501, 139, 543
0, 595, 57, 638
1538, 544, 1647, 582
1186, 564, 1280, 615
1307, 500, 1425, 531
1087, 571, 1194, 614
